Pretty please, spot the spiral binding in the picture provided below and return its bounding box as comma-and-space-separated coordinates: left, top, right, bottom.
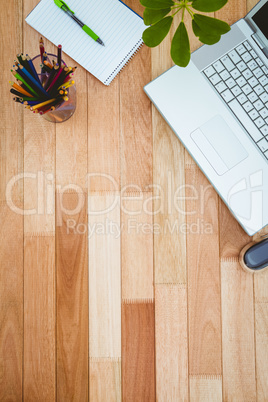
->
104, 39, 144, 85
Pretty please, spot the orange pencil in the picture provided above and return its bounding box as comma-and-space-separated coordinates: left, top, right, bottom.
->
9, 81, 34, 97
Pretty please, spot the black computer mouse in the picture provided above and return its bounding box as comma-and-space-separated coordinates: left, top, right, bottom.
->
240, 237, 268, 273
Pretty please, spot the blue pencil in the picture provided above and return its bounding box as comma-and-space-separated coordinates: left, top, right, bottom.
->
18, 65, 49, 97
26, 55, 42, 84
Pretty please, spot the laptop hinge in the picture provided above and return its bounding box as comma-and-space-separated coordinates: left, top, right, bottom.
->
252, 33, 268, 58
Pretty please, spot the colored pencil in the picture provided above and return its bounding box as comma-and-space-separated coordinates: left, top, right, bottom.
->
9, 81, 34, 97
57, 45, 62, 67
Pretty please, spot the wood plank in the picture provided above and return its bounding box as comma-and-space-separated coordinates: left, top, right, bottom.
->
87, 77, 120, 192
219, 200, 251, 259
151, 12, 187, 285
190, 377, 222, 402
56, 53, 87, 189
247, 0, 259, 12
122, 302, 155, 402
0, 0, 23, 399
215, 0, 247, 24
24, 235, 55, 401
56, 191, 88, 401
221, 260, 256, 401
120, 0, 152, 192
155, 285, 188, 401
255, 303, 268, 401
0, 0, 23, 204
0, 205, 23, 401
121, 193, 154, 300
90, 359, 121, 402
88, 194, 121, 358
186, 165, 222, 375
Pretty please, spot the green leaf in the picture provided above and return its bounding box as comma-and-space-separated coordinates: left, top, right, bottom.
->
192, 20, 221, 45
143, 16, 173, 47
193, 14, 230, 36
140, 0, 174, 9
143, 7, 171, 25
192, 0, 228, 12
171, 21, 190, 67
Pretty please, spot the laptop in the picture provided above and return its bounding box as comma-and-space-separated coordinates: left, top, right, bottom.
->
144, 0, 268, 236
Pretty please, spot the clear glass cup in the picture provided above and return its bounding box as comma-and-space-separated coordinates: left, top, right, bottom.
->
31, 53, 76, 123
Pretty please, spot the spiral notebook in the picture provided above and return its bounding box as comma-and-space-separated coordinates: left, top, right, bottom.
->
26, 0, 145, 85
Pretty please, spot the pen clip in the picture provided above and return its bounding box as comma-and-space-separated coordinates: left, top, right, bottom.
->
54, 0, 74, 14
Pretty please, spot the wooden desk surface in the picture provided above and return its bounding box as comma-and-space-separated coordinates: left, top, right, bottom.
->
1, 0, 267, 400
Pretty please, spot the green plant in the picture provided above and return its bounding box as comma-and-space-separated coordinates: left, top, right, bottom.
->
141, 0, 230, 67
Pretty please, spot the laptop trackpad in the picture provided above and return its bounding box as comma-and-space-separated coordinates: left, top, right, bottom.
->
191, 115, 248, 176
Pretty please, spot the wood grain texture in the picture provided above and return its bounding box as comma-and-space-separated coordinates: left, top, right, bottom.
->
219, 200, 251, 259
120, 0, 152, 192
24, 235, 55, 401
151, 36, 187, 285
121, 193, 154, 300
56, 191, 88, 401
56, 53, 87, 189
255, 303, 268, 401
90, 359, 121, 402
88, 77, 120, 192
215, 0, 247, 24
221, 260, 256, 401
0, 205, 23, 401
122, 302, 155, 402
88, 194, 121, 358
155, 285, 188, 401
189, 377, 222, 402
186, 165, 222, 375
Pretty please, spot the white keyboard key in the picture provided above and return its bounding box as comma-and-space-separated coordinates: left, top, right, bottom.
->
253, 67, 263, 78
221, 55, 235, 71
254, 84, 265, 96
248, 76, 258, 87
243, 101, 253, 112
236, 43, 246, 55
221, 89, 234, 102
257, 138, 268, 152
220, 69, 230, 80
264, 150, 268, 159
262, 66, 268, 74
228, 49, 241, 64
228, 99, 263, 142
259, 75, 268, 86
266, 117, 268, 124
241, 51, 252, 63
261, 125, 268, 136
213, 60, 225, 73
242, 84, 252, 95
231, 85, 242, 96
249, 108, 259, 120
255, 117, 265, 128
215, 81, 227, 93
253, 100, 264, 111
248, 92, 258, 103
260, 92, 268, 103
236, 76, 246, 87
230, 68, 240, 79
265, 84, 268, 91
237, 60, 247, 72
260, 108, 268, 119
204, 65, 216, 77
250, 49, 257, 58
209, 73, 221, 85
248, 59, 258, 70
242, 69, 253, 80
244, 41, 252, 51
256, 57, 264, 66
237, 93, 247, 104
226, 77, 236, 88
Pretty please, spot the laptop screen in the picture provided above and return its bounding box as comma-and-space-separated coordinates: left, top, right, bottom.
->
252, 2, 268, 39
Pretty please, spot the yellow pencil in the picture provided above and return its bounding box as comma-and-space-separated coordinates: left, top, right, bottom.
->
30, 98, 57, 111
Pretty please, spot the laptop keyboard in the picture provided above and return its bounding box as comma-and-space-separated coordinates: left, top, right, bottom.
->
203, 40, 268, 159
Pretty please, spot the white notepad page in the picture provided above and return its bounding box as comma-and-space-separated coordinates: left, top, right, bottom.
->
26, 0, 145, 85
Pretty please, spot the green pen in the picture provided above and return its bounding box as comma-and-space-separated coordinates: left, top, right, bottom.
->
54, 0, 105, 46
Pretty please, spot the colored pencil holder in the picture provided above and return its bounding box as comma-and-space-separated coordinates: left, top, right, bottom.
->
32, 53, 76, 123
